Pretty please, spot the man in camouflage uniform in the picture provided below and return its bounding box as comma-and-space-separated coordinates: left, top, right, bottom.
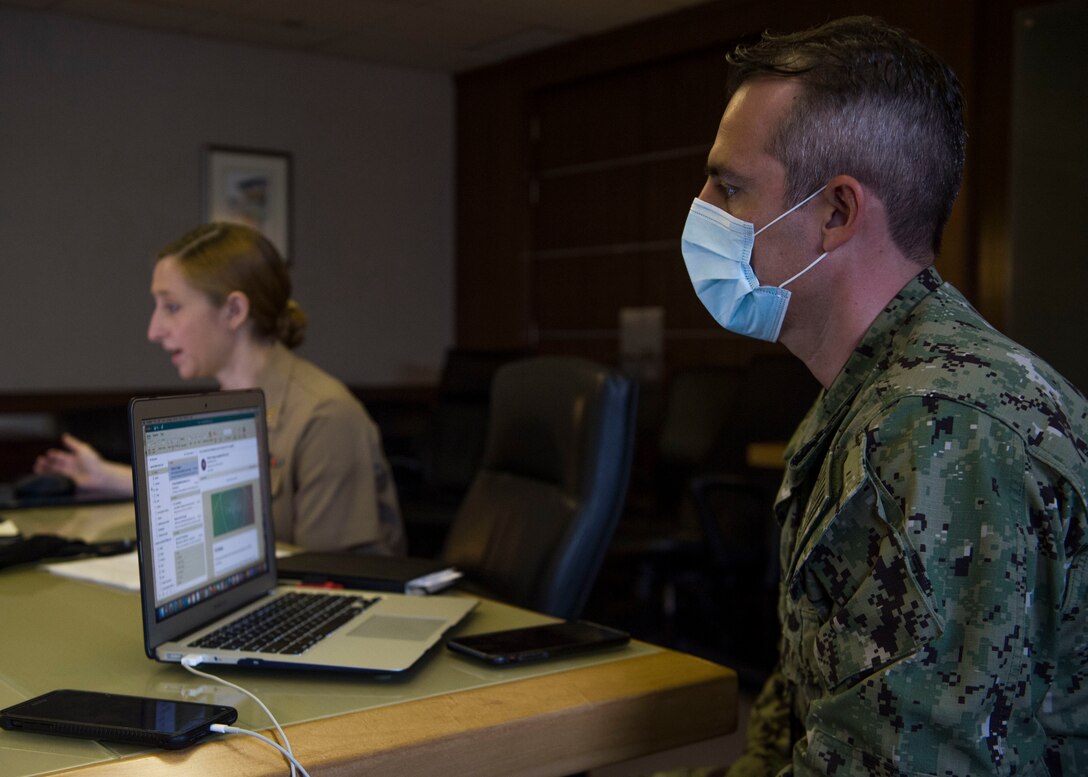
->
678, 16, 1088, 777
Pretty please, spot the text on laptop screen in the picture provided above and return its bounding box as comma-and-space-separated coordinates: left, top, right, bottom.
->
142, 409, 269, 622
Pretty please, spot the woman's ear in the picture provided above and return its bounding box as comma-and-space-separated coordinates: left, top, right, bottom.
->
222, 291, 251, 332
821, 175, 864, 253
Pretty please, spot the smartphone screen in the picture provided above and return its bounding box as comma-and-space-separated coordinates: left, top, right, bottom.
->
447, 620, 629, 665
0, 689, 237, 749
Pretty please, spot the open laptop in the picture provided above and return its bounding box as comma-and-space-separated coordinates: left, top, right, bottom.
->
129, 389, 476, 673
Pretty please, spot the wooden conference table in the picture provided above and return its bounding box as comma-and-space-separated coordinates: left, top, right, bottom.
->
0, 503, 737, 777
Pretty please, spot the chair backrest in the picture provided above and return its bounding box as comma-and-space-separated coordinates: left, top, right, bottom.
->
423, 348, 528, 491
440, 356, 639, 619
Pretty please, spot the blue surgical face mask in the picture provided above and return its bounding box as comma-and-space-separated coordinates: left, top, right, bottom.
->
680, 187, 829, 342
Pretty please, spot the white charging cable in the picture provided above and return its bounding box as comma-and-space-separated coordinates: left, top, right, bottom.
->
181, 655, 305, 777
208, 724, 312, 777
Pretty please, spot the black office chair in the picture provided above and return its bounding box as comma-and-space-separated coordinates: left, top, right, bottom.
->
440, 356, 639, 620
396, 348, 528, 557
602, 366, 742, 644
682, 354, 821, 683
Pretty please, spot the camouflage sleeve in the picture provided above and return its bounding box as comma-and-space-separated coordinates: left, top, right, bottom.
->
725, 669, 793, 777
790, 397, 1072, 775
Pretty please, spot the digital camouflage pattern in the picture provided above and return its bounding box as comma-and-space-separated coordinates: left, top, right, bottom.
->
727, 268, 1088, 777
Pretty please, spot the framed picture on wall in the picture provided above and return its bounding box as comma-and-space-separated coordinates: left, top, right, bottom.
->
202, 145, 293, 262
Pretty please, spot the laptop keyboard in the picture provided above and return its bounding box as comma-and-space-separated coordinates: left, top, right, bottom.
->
188, 591, 376, 655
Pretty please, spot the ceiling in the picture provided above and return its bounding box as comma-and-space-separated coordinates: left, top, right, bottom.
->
2, 0, 717, 73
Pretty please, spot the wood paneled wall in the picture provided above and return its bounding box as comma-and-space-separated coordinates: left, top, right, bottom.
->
455, 0, 1032, 373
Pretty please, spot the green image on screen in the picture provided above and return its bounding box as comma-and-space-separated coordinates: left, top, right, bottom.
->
211, 485, 256, 536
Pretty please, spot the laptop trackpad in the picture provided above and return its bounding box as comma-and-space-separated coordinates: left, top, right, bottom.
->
349, 615, 445, 641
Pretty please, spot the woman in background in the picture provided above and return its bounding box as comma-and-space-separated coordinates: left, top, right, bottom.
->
36, 223, 405, 555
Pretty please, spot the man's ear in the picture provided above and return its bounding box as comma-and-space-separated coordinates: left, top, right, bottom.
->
820, 175, 864, 252
222, 291, 251, 332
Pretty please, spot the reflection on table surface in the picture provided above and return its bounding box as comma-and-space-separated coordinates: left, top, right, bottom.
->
1, 500, 137, 542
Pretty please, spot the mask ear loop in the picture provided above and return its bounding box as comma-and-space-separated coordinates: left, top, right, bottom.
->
753, 184, 830, 290
754, 186, 826, 237
779, 252, 830, 289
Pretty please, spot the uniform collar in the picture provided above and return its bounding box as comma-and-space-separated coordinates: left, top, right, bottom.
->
783, 266, 944, 472
253, 341, 294, 431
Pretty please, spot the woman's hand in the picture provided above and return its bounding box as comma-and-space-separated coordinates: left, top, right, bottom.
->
34, 433, 134, 496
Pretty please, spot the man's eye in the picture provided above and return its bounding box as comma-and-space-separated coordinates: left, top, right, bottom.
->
717, 181, 739, 199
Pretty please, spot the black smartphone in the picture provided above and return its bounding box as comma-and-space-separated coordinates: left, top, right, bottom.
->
0, 689, 237, 750
447, 620, 630, 665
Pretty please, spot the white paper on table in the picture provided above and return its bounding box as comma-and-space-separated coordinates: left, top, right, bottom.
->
41, 551, 141, 592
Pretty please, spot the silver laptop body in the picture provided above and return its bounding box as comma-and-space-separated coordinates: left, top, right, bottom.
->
129, 389, 475, 673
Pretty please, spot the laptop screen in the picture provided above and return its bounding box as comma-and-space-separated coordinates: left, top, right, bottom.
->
139, 405, 270, 623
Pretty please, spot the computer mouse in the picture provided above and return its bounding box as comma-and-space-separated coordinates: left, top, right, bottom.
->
13, 473, 76, 499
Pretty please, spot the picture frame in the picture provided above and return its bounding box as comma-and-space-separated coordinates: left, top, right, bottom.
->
202, 145, 293, 262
